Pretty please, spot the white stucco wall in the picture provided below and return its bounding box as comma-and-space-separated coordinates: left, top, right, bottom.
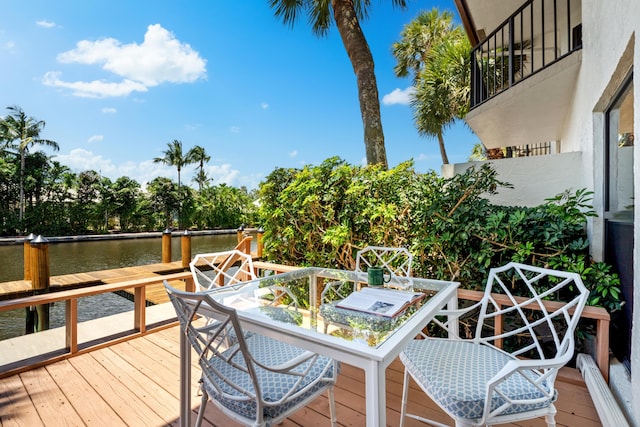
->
442, 152, 583, 207
561, 1, 640, 423
458, 1, 639, 421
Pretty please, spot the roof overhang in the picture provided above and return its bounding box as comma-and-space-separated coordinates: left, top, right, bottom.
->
454, 0, 529, 47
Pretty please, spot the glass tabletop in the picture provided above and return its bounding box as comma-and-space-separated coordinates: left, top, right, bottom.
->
205, 266, 456, 349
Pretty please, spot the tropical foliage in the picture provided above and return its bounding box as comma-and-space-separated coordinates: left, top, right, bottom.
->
0, 108, 257, 236
0, 106, 60, 223
258, 158, 622, 313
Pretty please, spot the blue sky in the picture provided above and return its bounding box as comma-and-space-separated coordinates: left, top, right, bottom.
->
1, 1, 478, 190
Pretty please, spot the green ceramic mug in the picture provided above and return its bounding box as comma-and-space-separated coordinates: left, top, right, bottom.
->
367, 267, 391, 287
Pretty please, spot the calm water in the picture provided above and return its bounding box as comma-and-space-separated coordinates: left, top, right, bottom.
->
0, 233, 240, 340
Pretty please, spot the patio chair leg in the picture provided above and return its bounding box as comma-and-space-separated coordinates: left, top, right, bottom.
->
195, 387, 208, 427
399, 368, 411, 427
544, 413, 557, 427
328, 387, 337, 427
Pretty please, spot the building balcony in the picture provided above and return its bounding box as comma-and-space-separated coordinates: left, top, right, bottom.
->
462, 0, 582, 149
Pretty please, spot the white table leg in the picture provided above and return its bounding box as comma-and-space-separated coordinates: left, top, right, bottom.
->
180, 329, 191, 427
364, 360, 386, 427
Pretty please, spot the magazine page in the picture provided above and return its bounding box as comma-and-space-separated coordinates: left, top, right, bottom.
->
336, 287, 424, 317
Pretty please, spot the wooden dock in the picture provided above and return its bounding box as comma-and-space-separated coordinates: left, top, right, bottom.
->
0, 261, 187, 305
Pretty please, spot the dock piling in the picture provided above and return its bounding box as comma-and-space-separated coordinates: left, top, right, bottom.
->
23, 232, 36, 281
162, 229, 172, 263
181, 230, 191, 270
30, 235, 50, 333
257, 227, 264, 258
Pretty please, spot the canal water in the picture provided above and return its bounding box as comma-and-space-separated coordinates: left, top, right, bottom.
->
0, 233, 239, 340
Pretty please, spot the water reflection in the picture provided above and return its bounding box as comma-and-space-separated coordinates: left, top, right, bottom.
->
0, 233, 239, 340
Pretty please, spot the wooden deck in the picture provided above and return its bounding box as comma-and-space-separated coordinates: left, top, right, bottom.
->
0, 324, 602, 427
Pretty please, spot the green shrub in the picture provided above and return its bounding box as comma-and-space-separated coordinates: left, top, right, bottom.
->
257, 158, 622, 313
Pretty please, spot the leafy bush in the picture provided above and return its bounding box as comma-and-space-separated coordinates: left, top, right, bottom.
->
258, 158, 622, 313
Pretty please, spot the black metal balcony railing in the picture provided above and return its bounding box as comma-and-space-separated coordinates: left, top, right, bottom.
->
470, 0, 582, 108
486, 141, 553, 159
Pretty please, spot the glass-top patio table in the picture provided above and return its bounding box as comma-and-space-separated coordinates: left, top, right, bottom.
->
178, 266, 459, 427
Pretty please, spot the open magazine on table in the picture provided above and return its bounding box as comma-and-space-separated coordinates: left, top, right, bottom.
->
336, 287, 425, 318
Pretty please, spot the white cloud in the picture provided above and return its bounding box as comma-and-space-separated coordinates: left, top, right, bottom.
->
288, 150, 298, 158
43, 24, 206, 98
87, 135, 104, 143
261, 102, 269, 109
3, 41, 16, 52
206, 164, 240, 186
229, 126, 240, 133
102, 107, 117, 114
43, 71, 148, 98
54, 148, 252, 189
415, 153, 439, 161
382, 87, 416, 106
55, 148, 117, 175
36, 20, 56, 28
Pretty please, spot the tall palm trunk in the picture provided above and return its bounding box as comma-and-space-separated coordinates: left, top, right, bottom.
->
19, 149, 25, 223
332, 0, 388, 168
437, 131, 449, 164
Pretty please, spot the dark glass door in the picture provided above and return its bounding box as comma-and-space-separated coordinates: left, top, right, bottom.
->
604, 75, 634, 372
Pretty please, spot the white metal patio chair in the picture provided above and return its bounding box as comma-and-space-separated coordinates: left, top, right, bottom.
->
320, 246, 414, 332
165, 282, 338, 427
190, 249, 257, 292
399, 262, 589, 427
321, 245, 414, 302
354, 245, 414, 289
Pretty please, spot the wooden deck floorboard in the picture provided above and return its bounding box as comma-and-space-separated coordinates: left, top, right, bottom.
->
0, 325, 602, 426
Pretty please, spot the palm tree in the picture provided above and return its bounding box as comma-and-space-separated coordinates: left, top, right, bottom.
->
269, 0, 407, 169
0, 105, 59, 225
192, 169, 210, 191
392, 8, 456, 83
188, 145, 210, 191
392, 9, 470, 164
412, 35, 470, 165
153, 140, 195, 188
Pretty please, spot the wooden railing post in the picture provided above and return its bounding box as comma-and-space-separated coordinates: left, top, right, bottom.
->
30, 235, 50, 333
162, 229, 172, 263
23, 233, 36, 334
23, 232, 35, 280
236, 224, 245, 243
181, 230, 191, 270
257, 227, 264, 258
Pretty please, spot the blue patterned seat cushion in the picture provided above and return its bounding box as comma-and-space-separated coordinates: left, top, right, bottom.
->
201, 334, 336, 423
401, 339, 554, 420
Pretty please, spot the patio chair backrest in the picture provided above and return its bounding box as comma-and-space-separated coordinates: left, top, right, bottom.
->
355, 246, 414, 289
474, 262, 589, 361
190, 249, 257, 292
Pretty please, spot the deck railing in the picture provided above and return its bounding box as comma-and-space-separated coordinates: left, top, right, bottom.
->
471, 0, 582, 108
0, 260, 610, 382
0, 271, 195, 378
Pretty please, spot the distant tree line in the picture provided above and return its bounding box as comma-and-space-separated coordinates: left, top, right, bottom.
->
0, 106, 257, 236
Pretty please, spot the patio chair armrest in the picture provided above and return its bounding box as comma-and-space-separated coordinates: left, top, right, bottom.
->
426, 300, 485, 337
492, 357, 567, 382
482, 357, 564, 421
253, 350, 318, 372
438, 299, 483, 318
